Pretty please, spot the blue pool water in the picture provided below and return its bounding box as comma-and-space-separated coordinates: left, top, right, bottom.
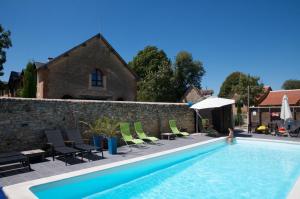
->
31, 140, 300, 199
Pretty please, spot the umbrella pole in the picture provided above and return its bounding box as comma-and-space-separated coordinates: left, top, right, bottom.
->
194, 109, 202, 134
196, 110, 198, 133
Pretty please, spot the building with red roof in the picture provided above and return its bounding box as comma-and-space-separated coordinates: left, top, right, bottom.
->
259, 89, 300, 106
248, 89, 300, 129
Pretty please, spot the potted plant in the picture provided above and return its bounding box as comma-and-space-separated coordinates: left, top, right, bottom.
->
80, 119, 104, 151
99, 117, 120, 155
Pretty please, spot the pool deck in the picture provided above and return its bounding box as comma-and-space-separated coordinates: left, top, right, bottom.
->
1, 134, 213, 187
1, 131, 300, 188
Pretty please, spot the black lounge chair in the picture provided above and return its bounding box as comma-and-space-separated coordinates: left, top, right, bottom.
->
0, 152, 30, 171
288, 125, 300, 137
65, 129, 104, 159
45, 130, 80, 166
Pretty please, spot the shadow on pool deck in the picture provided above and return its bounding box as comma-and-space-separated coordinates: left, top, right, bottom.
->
0, 134, 212, 187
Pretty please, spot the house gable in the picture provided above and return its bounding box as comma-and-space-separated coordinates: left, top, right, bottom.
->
35, 34, 137, 100
37, 33, 138, 80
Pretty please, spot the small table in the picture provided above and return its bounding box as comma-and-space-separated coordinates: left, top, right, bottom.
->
21, 149, 45, 163
161, 133, 175, 140
278, 130, 288, 136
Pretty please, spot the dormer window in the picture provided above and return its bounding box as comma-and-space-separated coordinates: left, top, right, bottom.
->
91, 69, 103, 87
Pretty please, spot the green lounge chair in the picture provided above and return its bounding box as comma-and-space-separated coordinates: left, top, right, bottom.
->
120, 122, 145, 146
200, 118, 220, 137
134, 122, 159, 142
169, 120, 189, 136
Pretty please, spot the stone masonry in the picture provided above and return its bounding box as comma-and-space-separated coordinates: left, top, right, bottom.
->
36, 34, 137, 101
0, 98, 195, 152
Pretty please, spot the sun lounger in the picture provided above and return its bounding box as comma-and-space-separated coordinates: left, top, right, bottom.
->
200, 118, 220, 137
120, 122, 144, 146
134, 122, 159, 142
169, 120, 189, 136
65, 129, 104, 159
288, 125, 300, 137
45, 130, 80, 165
0, 152, 31, 171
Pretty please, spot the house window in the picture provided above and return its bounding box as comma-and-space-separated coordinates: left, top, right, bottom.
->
91, 69, 103, 87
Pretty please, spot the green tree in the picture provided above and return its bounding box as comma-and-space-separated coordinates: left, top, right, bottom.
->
21, 62, 37, 98
219, 72, 264, 106
129, 46, 175, 102
129, 46, 170, 79
174, 51, 205, 100
219, 72, 242, 99
282, 79, 300, 90
137, 64, 175, 102
0, 24, 12, 78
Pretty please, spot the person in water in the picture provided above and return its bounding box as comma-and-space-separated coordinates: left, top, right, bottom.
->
226, 128, 235, 143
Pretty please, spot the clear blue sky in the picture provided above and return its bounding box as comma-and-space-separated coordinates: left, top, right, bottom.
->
1, 0, 300, 94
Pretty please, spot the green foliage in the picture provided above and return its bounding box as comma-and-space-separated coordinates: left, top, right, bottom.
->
81, 118, 103, 136
282, 79, 300, 90
234, 114, 244, 126
129, 46, 170, 79
0, 24, 12, 78
129, 46, 205, 102
16, 88, 23, 97
174, 51, 205, 99
219, 72, 264, 106
219, 72, 242, 98
137, 64, 176, 102
21, 62, 37, 98
81, 117, 119, 138
205, 128, 220, 137
234, 100, 244, 126
98, 116, 120, 138
129, 46, 176, 102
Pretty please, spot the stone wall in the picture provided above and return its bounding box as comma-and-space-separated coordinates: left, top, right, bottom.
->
0, 98, 195, 152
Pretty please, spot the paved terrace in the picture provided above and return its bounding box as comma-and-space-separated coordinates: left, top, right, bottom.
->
1, 131, 300, 187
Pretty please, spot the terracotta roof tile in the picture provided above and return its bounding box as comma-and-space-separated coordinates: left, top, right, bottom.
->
259, 89, 300, 106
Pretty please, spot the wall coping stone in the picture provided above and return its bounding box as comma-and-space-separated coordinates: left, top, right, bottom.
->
0, 97, 189, 106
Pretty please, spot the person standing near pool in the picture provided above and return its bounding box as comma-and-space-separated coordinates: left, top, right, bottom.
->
226, 128, 235, 143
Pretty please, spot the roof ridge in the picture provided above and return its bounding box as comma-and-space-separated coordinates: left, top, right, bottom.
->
270, 89, 300, 92
37, 33, 138, 79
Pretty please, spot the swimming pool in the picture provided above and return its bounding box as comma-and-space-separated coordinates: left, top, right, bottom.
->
4, 138, 300, 199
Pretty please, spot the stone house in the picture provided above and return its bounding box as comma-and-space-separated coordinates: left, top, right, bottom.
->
34, 34, 138, 100
0, 81, 9, 96
0, 71, 24, 97
181, 85, 213, 103
2, 34, 138, 100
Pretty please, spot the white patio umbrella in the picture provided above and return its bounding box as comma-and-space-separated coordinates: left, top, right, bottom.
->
190, 97, 235, 110
190, 97, 235, 133
280, 94, 293, 123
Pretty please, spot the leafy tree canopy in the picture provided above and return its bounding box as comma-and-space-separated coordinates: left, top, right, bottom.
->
137, 64, 175, 102
128, 46, 170, 79
129, 46, 175, 102
218, 72, 264, 106
174, 51, 205, 99
282, 79, 300, 90
129, 46, 206, 102
0, 24, 12, 78
21, 62, 37, 98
